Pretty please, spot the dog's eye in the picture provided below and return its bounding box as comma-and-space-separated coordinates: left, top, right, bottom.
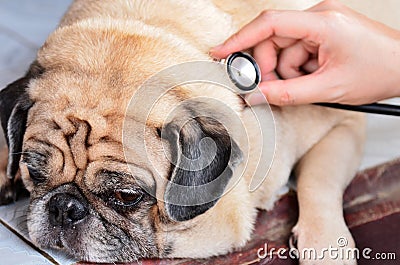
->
112, 189, 143, 207
27, 166, 46, 184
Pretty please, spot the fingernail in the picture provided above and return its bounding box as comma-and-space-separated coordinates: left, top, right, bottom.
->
210, 44, 223, 55
247, 92, 267, 105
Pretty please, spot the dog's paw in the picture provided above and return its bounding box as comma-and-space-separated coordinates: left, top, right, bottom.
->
0, 148, 28, 205
0, 176, 28, 205
0, 177, 16, 205
290, 221, 357, 265
0, 147, 13, 205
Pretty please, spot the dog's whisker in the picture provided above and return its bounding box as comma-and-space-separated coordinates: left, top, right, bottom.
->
9, 151, 36, 156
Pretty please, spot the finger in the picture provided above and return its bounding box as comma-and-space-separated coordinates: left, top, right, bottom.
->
262, 71, 280, 81
210, 10, 325, 58
253, 39, 278, 77
258, 73, 335, 105
307, 0, 346, 12
246, 91, 267, 106
302, 58, 319, 73
276, 41, 311, 79
246, 71, 279, 106
270, 36, 298, 49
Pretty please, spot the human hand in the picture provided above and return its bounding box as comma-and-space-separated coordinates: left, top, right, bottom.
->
210, 0, 400, 106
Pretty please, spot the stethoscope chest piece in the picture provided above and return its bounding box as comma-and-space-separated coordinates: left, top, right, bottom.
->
222, 52, 400, 116
225, 52, 261, 93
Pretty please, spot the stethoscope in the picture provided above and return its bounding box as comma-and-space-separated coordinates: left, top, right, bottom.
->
224, 52, 400, 116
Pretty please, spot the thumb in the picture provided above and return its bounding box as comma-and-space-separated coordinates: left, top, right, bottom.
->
258, 73, 335, 106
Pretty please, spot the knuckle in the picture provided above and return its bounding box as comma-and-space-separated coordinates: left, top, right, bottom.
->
324, 10, 341, 18
279, 88, 295, 106
228, 32, 242, 46
318, 10, 347, 34
321, 0, 342, 8
259, 10, 277, 22
230, 32, 240, 42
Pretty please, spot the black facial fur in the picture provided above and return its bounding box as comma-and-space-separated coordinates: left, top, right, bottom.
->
22, 151, 50, 185
0, 62, 44, 179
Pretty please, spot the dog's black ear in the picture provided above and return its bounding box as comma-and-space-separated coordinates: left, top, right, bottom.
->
0, 63, 42, 179
162, 116, 243, 222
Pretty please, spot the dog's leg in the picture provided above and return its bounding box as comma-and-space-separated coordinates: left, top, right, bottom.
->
292, 114, 365, 265
0, 131, 26, 205
0, 130, 13, 204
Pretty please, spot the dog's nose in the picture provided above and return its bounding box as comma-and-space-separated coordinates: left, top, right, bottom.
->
48, 193, 88, 227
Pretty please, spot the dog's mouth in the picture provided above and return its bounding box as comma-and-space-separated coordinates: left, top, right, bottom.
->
55, 239, 64, 249
28, 208, 154, 262
54, 231, 65, 249
35, 224, 69, 250
36, 222, 92, 258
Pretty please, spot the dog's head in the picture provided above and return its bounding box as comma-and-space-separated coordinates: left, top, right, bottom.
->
0, 20, 256, 262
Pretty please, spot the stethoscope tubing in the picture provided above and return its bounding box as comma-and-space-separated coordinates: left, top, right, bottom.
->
314, 102, 400, 116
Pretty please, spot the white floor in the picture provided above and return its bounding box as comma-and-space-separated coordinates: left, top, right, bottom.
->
0, 1, 399, 264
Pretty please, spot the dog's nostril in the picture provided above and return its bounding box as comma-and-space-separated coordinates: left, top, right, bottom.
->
48, 193, 88, 227
49, 203, 62, 225
67, 200, 87, 221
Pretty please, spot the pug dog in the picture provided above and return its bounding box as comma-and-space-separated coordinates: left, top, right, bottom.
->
0, 0, 367, 264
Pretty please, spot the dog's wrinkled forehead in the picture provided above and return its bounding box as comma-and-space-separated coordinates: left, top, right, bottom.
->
24, 20, 210, 136
32, 20, 206, 98
22, 107, 162, 185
